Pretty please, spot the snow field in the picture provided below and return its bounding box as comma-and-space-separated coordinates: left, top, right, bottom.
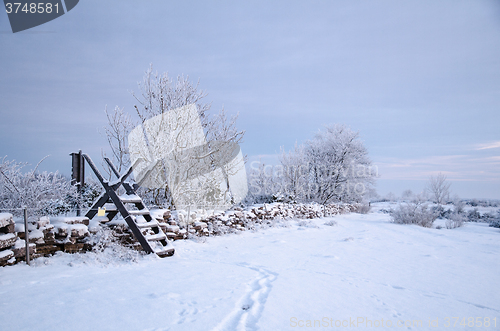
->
0, 208, 499, 330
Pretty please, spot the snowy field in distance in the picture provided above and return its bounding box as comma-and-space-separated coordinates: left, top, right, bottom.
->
1, 204, 499, 331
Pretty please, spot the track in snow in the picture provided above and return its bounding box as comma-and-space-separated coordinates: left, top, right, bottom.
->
211, 263, 277, 331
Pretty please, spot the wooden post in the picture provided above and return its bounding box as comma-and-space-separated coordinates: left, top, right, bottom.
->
70, 150, 85, 216
23, 206, 30, 266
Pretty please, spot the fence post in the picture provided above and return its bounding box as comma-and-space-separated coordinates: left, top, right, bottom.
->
70, 150, 85, 216
23, 206, 30, 266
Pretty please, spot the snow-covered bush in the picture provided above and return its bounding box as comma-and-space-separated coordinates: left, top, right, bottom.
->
297, 220, 319, 228
324, 219, 337, 226
84, 225, 144, 263
488, 211, 500, 229
0, 156, 74, 216
444, 197, 467, 229
39, 199, 72, 216
467, 208, 482, 222
431, 205, 446, 218
445, 212, 466, 229
356, 202, 371, 214
401, 189, 414, 200
466, 199, 500, 207
0, 156, 104, 217
482, 212, 497, 224
452, 196, 466, 214
390, 199, 438, 228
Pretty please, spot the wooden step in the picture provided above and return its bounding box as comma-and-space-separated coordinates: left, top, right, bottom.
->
136, 220, 159, 229
119, 194, 142, 203
103, 203, 118, 211
145, 233, 166, 241
155, 245, 175, 257
128, 209, 150, 216
82, 153, 175, 258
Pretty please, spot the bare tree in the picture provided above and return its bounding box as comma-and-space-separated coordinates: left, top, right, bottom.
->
426, 173, 451, 205
104, 64, 245, 209
401, 189, 414, 200
278, 143, 309, 202
103, 106, 135, 173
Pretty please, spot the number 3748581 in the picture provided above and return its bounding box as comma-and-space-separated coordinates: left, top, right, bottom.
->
5, 2, 59, 14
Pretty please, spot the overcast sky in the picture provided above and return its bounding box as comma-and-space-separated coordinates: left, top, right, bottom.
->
1, 0, 499, 199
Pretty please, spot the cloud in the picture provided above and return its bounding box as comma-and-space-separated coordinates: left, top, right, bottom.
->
374, 154, 500, 182
477, 141, 500, 150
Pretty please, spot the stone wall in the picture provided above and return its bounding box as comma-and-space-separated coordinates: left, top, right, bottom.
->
1, 202, 360, 266
0, 213, 35, 266
160, 202, 360, 239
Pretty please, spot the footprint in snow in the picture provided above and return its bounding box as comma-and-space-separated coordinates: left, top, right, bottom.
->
210, 266, 277, 331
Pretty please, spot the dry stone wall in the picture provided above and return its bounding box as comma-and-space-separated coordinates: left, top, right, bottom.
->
1, 203, 360, 266
1, 213, 92, 266
0, 213, 35, 266
159, 202, 360, 239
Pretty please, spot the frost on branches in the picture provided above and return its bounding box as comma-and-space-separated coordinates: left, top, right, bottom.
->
0, 156, 102, 216
248, 124, 377, 205
103, 65, 245, 208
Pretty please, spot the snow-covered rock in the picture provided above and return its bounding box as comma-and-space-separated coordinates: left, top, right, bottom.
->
0, 249, 14, 266
50, 216, 90, 226
37, 216, 50, 229
0, 213, 14, 230
0, 233, 17, 249
11, 239, 35, 258
28, 230, 44, 244
70, 224, 89, 238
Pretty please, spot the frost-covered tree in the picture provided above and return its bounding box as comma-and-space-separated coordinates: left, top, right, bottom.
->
401, 189, 414, 200
104, 65, 245, 208
0, 156, 74, 216
426, 173, 451, 205
273, 124, 375, 205
103, 106, 135, 174
277, 143, 309, 202
303, 125, 375, 204
130, 65, 243, 145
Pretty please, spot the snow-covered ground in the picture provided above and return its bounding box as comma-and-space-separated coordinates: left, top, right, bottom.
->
1, 206, 499, 331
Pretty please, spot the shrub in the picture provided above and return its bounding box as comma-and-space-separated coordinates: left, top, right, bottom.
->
431, 205, 446, 218
445, 212, 466, 229
0, 156, 73, 216
390, 199, 438, 228
482, 212, 497, 223
356, 202, 371, 214
467, 208, 482, 222
489, 211, 500, 229
452, 196, 466, 214
297, 220, 319, 228
489, 219, 500, 229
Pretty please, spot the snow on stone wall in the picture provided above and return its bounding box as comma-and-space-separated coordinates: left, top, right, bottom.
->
1, 203, 360, 266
